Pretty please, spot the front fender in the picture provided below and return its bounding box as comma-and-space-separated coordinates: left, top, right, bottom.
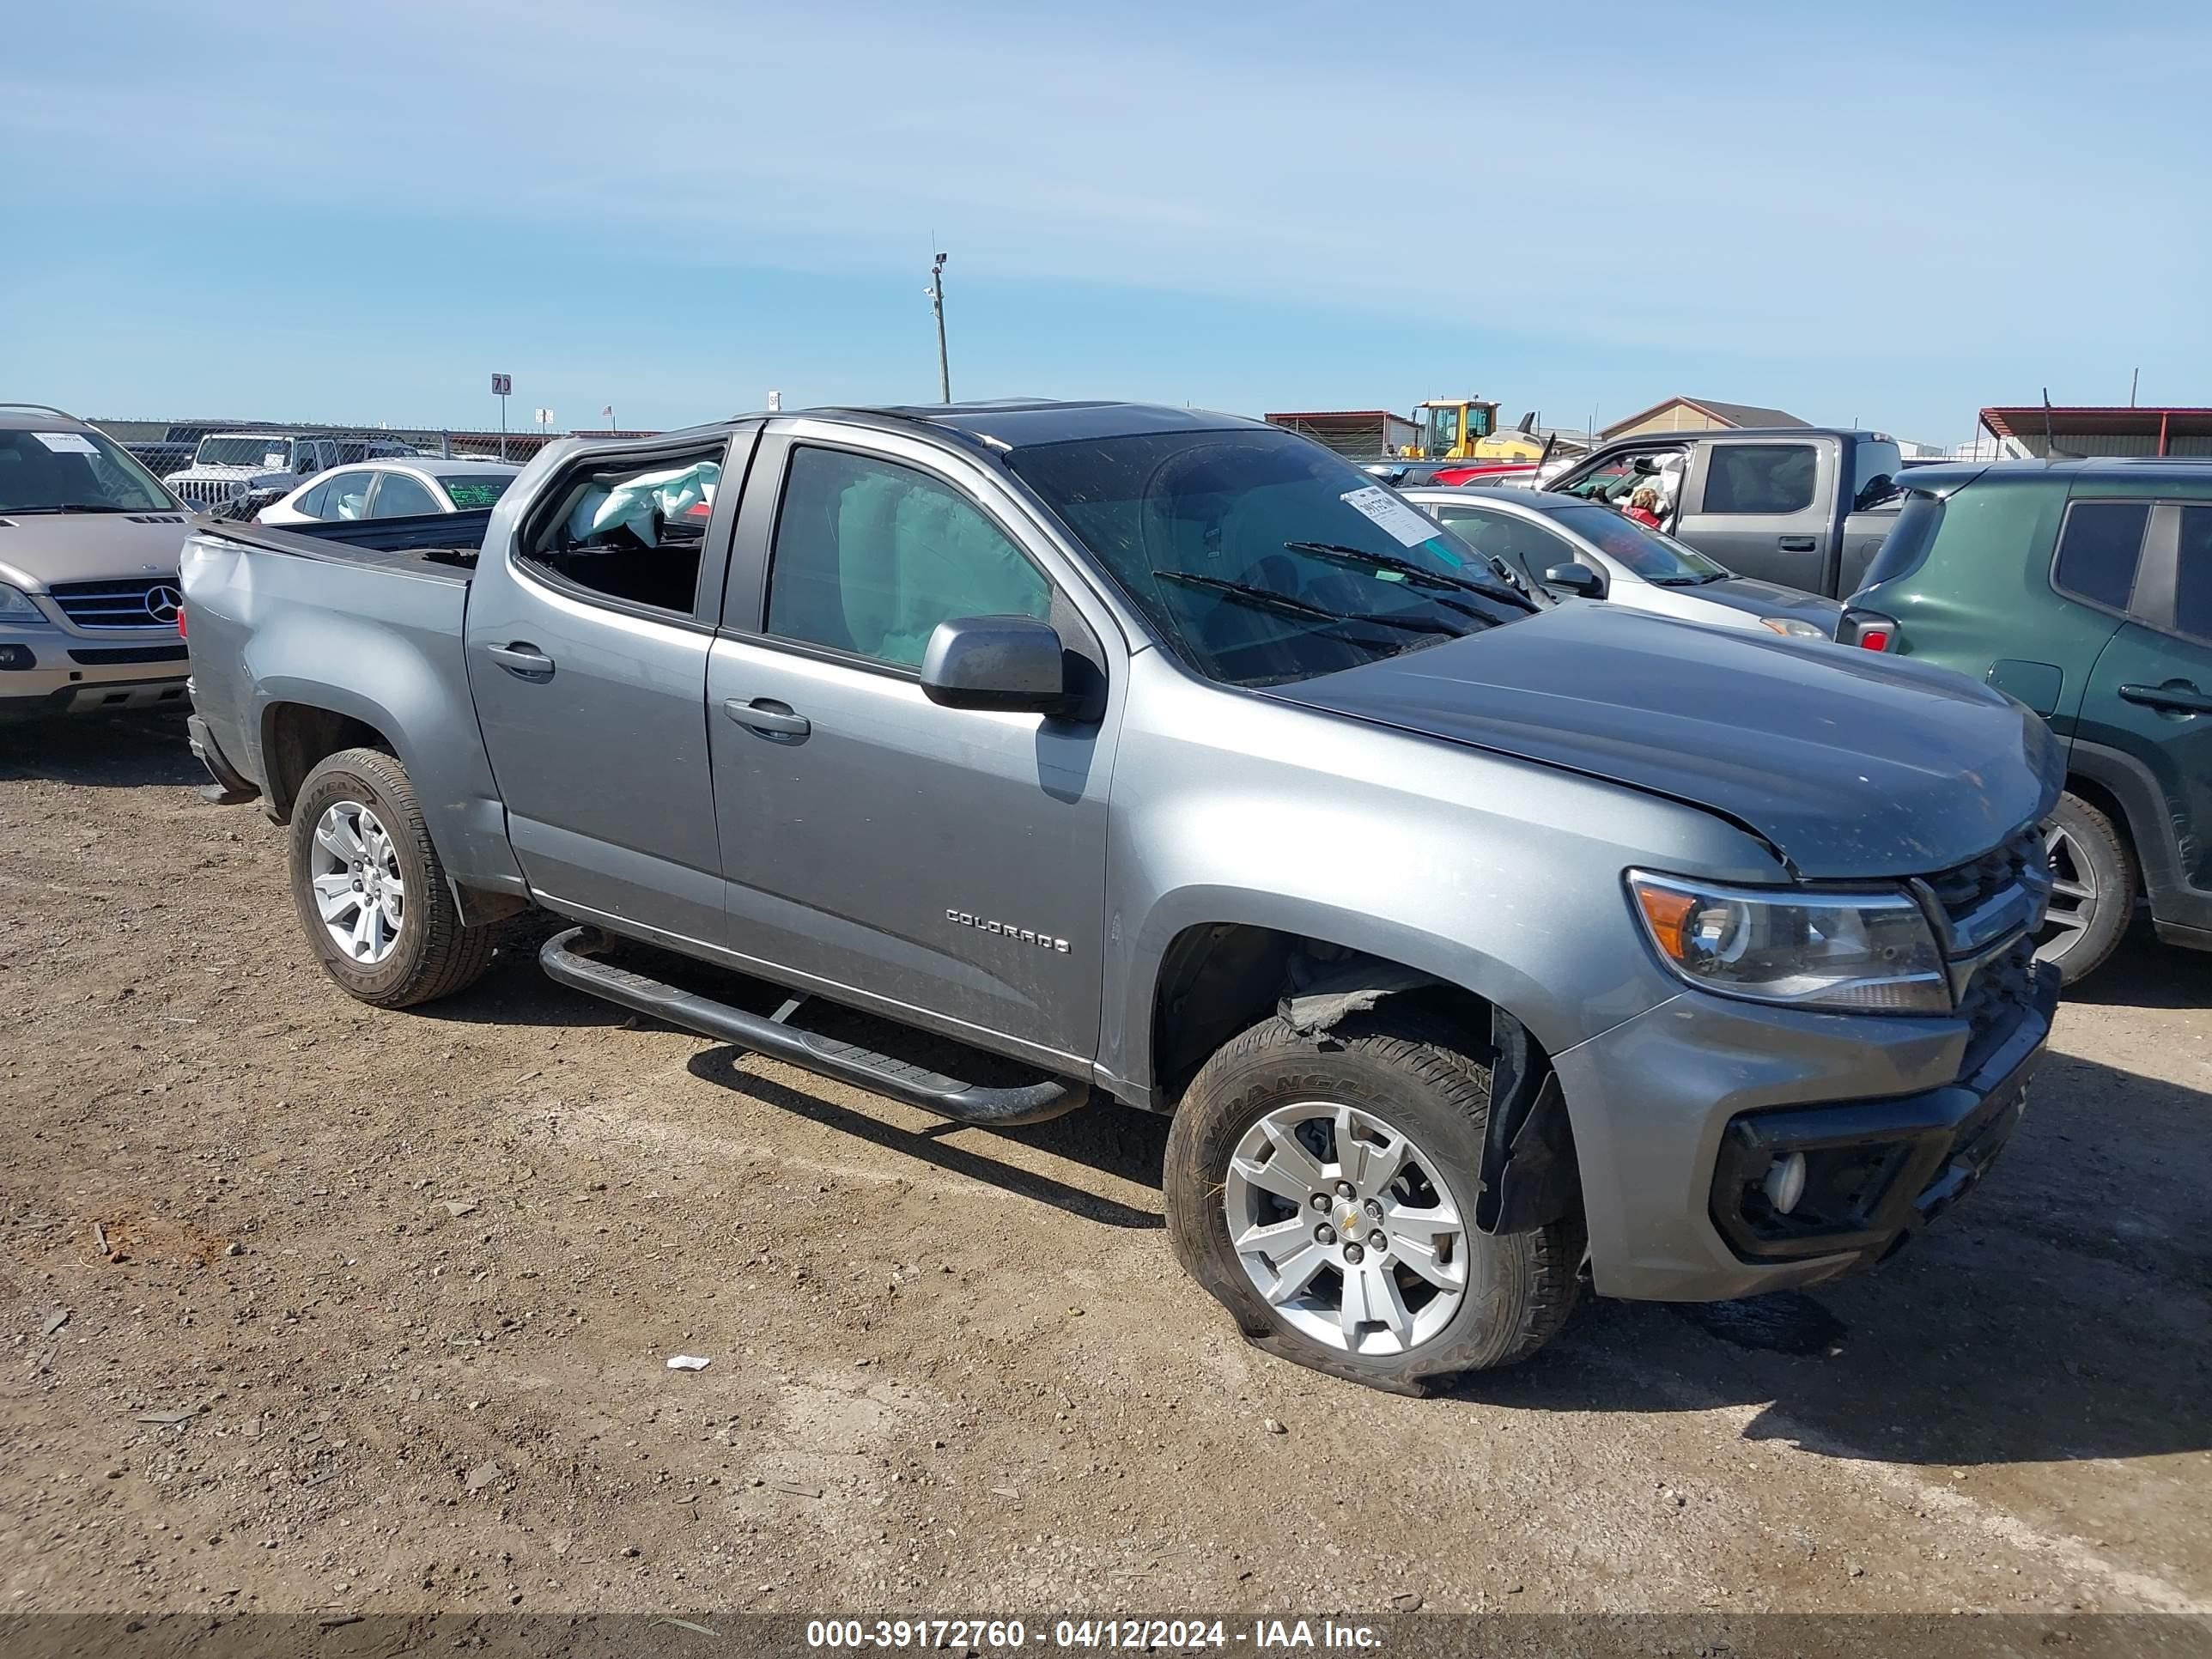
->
1099, 657, 1785, 1098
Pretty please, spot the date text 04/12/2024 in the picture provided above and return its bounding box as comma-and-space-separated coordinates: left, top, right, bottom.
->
804, 1620, 1385, 1650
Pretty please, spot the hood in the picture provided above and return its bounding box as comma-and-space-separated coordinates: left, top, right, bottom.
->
1693, 574, 1846, 635
1265, 603, 2059, 879
0, 512, 194, 590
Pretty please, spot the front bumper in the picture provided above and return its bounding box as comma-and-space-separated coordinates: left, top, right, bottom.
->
0, 619, 190, 720
1554, 957, 2058, 1303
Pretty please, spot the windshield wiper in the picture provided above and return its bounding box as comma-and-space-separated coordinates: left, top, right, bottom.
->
15, 503, 141, 514
1155, 570, 1468, 636
1282, 541, 1539, 614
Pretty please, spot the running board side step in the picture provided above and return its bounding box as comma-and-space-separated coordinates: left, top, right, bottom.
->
539, 926, 1086, 1127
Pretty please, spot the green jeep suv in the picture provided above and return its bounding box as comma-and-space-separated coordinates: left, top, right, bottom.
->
1848, 459, 2212, 984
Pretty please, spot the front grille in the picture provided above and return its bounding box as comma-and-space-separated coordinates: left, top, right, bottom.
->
1913, 827, 2051, 1075
1954, 933, 2040, 1077
1917, 827, 2051, 955
169, 478, 246, 507
47, 579, 181, 629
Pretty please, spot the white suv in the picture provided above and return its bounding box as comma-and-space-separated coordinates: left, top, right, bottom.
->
164, 432, 343, 510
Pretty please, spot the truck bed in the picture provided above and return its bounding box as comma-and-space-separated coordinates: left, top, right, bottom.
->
195, 507, 493, 581
179, 507, 504, 887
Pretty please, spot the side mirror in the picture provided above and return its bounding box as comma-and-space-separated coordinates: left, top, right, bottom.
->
1854, 474, 1897, 513
1542, 562, 1606, 599
920, 616, 1069, 714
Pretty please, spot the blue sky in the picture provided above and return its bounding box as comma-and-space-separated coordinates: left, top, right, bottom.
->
4, 0, 2208, 446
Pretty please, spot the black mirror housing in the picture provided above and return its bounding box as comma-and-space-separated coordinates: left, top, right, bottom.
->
920, 616, 1069, 714
1542, 561, 1606, 599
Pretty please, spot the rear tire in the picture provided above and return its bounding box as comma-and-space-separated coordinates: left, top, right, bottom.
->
1164, 1006, 1582, 1395
2039, 791, 2135, 987
288, 746, 497, 1008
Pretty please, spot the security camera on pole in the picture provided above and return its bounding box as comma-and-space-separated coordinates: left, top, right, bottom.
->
926, 252, 950, 404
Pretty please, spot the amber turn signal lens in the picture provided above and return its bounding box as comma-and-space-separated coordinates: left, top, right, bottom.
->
1635, 884, 1699, 961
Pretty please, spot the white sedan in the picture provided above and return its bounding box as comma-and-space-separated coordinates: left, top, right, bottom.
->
1401, 486, 1844, 639
258, 458, 523, 525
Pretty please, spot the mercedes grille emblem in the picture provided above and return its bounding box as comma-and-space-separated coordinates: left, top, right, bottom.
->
144, 583, 184, 624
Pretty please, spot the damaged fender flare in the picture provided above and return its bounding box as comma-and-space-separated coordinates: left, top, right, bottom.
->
1275, 960, 1579, 1237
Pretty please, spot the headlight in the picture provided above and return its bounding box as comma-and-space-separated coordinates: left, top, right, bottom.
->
1626, 871, 1949, 1013
0, 583, 46, 622
1759, 617, 1828, 639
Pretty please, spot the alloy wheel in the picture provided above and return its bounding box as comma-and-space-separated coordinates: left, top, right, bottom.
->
308, 799, 406, 965
2037, 819, 2098, 967
1222, 1100, 1469, 1356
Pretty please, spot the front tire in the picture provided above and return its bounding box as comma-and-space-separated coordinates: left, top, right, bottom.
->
2039, 791, 2136, 987
1164, 1006, 1583, 1395
288, 746, 496, 1008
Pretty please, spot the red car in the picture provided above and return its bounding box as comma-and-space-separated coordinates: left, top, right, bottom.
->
1427, 461, 1539, 488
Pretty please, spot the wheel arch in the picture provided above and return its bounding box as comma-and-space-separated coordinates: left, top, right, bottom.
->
260, 700, 391, 823
1143, 915, 1583, 1239
2066, 738, 2186, 913
243, 662, 525, 900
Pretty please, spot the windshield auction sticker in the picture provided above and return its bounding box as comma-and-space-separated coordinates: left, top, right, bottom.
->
33, 431, 100, 454
1340, 484, 1442, 547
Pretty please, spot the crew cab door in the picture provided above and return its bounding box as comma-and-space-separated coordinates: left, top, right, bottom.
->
2077, 501, 2212, 912
1674, 439, 1836, 590
464, 428, 756, 945
705, 422, 1124, 1067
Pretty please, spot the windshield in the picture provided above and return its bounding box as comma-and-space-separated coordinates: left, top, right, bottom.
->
193, 436, 290, 469
1007, 428, 1535, 689
1539, 501, 1731, 583
0, 427, 177, 514
440, 474, 517, 510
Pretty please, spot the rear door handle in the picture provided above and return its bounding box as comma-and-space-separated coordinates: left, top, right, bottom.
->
722, 697, 811, 738
487, 642, 556, 679
2118, 681, 2212, 716
1778, 536, 1818, 552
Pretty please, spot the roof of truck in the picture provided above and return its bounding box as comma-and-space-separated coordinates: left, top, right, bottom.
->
830, 399, 1261, 449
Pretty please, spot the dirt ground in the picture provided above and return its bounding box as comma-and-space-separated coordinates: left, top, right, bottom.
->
1, 715, 2208, 1624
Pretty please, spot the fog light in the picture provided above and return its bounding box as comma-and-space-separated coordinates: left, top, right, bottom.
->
0, 644, 33, 671
1763, 1152, 1808, 1215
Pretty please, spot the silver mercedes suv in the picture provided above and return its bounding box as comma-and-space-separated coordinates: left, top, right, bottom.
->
0, 405, 197, 722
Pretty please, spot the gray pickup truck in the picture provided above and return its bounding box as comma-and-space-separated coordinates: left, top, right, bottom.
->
1545, 427, 1902, 599
180, 401, 2059, 1393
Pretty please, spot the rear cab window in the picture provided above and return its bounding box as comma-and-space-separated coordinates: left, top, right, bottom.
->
1702, 444, 1818, 514
2051, 501, 2150, 613
520, 445, 725, 615
1851, 439, 1902, 510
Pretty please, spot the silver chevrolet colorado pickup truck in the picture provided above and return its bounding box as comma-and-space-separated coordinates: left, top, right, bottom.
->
179, 401, 2061, 1393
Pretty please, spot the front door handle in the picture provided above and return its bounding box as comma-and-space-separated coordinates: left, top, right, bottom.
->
487, 642, 556, 679
722, 697, 811, 738
2118, 680, 2212, 716
1778, 536, 1818, 552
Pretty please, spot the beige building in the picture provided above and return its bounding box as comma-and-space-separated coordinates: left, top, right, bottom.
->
1601, 397, 1811, 442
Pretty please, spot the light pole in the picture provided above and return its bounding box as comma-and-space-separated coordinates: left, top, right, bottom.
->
927, 251, 951, 403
